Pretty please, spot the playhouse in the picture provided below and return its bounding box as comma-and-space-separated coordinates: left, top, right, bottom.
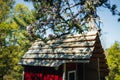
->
19, 31, 109, 80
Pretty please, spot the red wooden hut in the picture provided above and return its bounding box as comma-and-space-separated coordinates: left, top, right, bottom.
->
19, 31, 109, 80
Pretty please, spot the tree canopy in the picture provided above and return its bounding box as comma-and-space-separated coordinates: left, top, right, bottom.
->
24, 0, 120, 40
106, 41, 120, 80
0, 0, 15, 23
0, 2, 35, 79
0, 0, 15, 47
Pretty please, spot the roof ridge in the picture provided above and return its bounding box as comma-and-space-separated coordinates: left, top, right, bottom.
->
35, 31, 98, 42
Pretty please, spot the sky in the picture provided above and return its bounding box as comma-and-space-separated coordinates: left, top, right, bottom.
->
16, 0, 120, 49
98, 0, 120, 48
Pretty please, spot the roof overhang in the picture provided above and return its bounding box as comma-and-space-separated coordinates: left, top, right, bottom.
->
19, 59, 90, 67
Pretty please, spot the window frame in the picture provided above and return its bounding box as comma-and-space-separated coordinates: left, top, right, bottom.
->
68, 70, 76, 80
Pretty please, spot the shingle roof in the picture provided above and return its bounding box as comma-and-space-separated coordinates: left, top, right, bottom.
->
19, 31, 99, 67
19, 31, 109, 76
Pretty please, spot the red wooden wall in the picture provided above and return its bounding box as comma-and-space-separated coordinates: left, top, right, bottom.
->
24, 66, 63, 80
24, 63, 82, 80
23, 63, 99, 80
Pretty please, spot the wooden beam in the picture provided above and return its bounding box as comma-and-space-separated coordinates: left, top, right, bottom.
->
26, 47, 94, 54
29, 41, 95, 50
63, 63, 66, 80
35, 32, 97, 42
98, 58, 100, 80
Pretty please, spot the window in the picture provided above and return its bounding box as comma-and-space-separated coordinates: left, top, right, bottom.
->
68, 70, 76, 80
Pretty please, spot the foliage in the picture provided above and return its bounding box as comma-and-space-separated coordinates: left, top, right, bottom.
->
0, 0, 16, 79
0, 46, 23, 80
13, 3, 36, 27
0, 0, 15, 47
24, 0, 120, 40
0, 3, 35, 79
13, 3, 37, 41
0, 0, 15, 23
106, 41, 120, 80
